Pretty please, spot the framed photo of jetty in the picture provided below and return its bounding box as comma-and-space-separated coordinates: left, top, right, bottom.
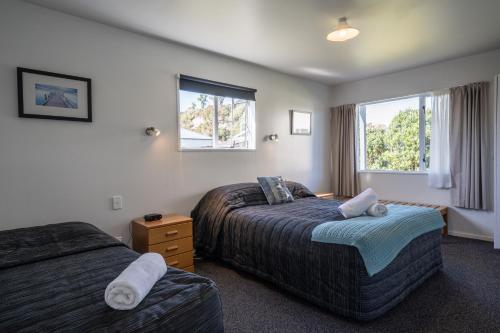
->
17, 67, 92, 122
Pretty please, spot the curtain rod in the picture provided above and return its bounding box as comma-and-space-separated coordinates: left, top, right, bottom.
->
339, 80, 488, 108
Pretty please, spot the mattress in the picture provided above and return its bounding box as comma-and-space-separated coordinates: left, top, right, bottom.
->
0, 222, 224, 332
192, 182, 443, 321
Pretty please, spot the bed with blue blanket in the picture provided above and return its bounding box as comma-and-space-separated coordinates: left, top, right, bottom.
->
192, 182, 444, 321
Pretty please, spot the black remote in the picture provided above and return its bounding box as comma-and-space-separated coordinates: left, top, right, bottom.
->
144, 213, 163, 222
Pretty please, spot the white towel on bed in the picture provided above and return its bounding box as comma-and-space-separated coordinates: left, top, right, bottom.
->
338, 188, 378, 218
366, 203, 388, 217
105, 253, 167, 310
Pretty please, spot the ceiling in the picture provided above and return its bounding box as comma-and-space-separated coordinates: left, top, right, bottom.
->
23, 0, 500, 85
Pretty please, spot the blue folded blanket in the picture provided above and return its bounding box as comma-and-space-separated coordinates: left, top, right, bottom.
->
311, 205, 445, 276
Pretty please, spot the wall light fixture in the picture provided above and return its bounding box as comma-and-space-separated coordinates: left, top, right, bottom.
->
145, 127, 161, 137
268, 134, 279, 142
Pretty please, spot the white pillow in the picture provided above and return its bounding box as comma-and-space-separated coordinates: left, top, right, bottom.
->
338, 188, 378, 218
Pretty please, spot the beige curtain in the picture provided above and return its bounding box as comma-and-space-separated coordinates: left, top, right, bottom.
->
331, 104, 359, 197
450, 81, 489, 210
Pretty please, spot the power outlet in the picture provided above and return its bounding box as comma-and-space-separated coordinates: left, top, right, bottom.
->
112, 195, 123, 210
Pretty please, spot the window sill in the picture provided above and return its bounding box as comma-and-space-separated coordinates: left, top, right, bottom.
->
357, 170, 428, 176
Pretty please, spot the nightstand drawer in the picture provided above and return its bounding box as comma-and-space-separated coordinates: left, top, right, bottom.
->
183, 265, 195, 273
164, 251, 193, 269
149, 237, 193, 256
148, 222, 192, 244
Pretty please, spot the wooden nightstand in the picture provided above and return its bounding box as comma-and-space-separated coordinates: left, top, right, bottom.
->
315, 192, 335, 200
132, 214, 195, 273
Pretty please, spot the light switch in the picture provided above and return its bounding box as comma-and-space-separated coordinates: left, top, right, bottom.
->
112, 195, 123, 210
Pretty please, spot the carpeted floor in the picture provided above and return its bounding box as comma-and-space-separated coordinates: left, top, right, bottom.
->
195, 236, 500, 333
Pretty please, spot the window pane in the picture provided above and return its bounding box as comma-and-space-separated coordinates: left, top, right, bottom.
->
425, 96, 432, 169
217, 97, 255, 149
364, 97, 420, 171
178, 90, 255, 150
179, 91, 214, 149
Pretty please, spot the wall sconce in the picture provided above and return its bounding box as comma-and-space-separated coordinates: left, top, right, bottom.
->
145, 127, 161, 137
268, 134, 279, 142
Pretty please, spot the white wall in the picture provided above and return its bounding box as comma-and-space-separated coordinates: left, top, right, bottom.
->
0, 0, 331, 240
330, 49, 500, 242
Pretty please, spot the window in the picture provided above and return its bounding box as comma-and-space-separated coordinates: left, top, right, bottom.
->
358, 94, 432, 172
178, 75, 256, 150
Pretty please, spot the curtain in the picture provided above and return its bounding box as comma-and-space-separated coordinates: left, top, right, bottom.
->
428, 91, 452, 188
331, 104, 359, 197
449, 81, 489, 210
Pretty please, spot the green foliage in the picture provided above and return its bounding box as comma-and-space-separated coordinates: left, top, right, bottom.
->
365, 108, 431, 171
366, 125, 388, 169
216, 98, 247, 143
180, 94, 214, 137
424, 109, 431, 169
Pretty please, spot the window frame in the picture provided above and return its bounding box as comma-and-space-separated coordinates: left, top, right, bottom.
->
357, 93, 431, 173
176, 75, 257, 152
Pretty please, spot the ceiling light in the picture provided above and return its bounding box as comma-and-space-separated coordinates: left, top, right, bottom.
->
326, 17, 359, 42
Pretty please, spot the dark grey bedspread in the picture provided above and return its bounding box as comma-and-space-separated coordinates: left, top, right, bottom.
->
0, 222, 223, 333
192, 183, 443, 321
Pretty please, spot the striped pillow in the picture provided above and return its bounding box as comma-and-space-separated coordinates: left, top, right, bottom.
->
257, 176, 294, 205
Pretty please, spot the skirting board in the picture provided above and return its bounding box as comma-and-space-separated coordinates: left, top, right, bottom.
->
448, 231, 493, 242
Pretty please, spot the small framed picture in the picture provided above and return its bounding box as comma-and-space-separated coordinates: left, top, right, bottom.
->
17, 67, 92, 122
290, 110, 311, 135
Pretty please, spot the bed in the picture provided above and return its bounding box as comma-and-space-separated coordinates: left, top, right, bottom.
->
0, 222, 224, 333
192, 182, 443, 321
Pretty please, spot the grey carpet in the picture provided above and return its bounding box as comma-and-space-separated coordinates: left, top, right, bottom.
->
195, 236, 500, 333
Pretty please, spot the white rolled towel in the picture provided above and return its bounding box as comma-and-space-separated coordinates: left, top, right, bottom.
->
339, 188, 378, 218
105, 253, 167, 310
366, 203, 388, 217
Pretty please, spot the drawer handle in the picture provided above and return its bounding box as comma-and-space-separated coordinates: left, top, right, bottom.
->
166, 245, 179, 252
169, 260, 179, 266
165, 230, 178, 236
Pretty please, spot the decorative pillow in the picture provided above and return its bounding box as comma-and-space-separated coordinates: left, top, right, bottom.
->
257, 176, 294, 205
284, 181, 316, 199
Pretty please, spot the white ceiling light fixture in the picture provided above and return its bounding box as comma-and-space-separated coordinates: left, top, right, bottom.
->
327, 17, 359, 42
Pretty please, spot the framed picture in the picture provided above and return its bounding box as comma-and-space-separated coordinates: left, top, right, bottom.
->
17, 67, 92, 122
290, 110, 311, 135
